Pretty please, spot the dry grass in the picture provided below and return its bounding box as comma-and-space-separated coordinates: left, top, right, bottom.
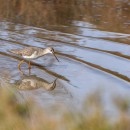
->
0, 83, 130, 130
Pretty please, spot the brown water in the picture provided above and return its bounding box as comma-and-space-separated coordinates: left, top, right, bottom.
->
0, 0, 130, 114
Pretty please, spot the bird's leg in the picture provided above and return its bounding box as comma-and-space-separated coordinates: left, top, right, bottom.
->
28, 61, 31, 70
18, 60, 25, 74
29, 69, 31, 75
28, 61, 31, 75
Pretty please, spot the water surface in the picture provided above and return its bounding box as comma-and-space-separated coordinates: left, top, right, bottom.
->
0, 0, 130, 115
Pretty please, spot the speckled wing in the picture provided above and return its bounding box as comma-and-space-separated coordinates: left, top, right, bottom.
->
9, 47, 38, 56
21, 47, 44, 56
8, 48, 23, 56
19, 47, 37, 56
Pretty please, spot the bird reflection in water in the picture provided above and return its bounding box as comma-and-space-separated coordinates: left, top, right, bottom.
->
14, 74, 57, 91
13, 74, 72, 101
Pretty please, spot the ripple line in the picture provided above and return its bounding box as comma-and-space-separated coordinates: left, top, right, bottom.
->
56, 52, 130, 83
0, 51, 69, 82
1, 38, 130, 82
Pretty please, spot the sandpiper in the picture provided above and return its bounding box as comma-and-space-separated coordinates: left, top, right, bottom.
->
8, 47, 59, 72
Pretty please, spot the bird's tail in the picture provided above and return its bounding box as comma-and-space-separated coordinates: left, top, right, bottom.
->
8, 49, 21, 55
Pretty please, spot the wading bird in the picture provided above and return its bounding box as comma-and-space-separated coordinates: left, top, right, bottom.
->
9, 47, 59, 73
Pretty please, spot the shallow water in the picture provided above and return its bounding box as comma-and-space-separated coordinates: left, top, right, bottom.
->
0, 0, 130, 115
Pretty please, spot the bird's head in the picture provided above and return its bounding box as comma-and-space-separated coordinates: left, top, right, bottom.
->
45, 47, 59, 62
46, 47, 55, 54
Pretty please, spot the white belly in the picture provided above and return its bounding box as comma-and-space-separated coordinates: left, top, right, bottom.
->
22, 51, 38, 59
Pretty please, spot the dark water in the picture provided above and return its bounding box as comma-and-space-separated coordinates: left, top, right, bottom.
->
0, 0, 130, 114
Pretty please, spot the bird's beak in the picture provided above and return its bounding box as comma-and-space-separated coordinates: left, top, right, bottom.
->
52, 52, 59, 62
